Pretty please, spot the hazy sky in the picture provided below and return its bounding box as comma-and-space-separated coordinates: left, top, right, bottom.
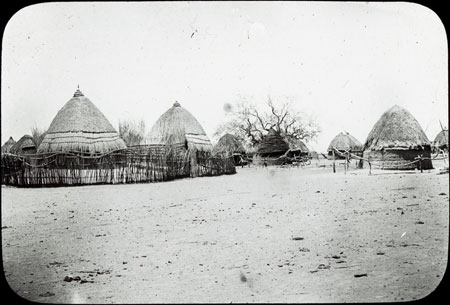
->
1, 1, 447, 152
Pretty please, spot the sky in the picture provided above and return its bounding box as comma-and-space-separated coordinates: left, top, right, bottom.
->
1, 1, 448, 153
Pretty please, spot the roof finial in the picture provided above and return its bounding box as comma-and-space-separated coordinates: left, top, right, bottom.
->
73, 86, 84, 97
173, 100, 181, 107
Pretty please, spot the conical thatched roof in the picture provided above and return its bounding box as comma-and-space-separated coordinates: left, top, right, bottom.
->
327, 132, 363, 153
289, 138, 309, 153
213, 134, 245, 156
364, 105, 430, 150
148, 101, 212, 152
434, 129, 448, 148
1, 137, 16, 154
37, 88, 126, 154
10, 135, 36, 155
257, 129, 289, 155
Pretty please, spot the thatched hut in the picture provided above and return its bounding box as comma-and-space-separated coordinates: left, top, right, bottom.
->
327, 132, 363, 159
1, 137, 16, 154
433, 129, 448, 152
10, 135, 36, 155
254, 129, 289, 165
363, 105, 432, 170
287, 138, 309, 158
212, 134, 246, 165
147, 101, 213, 153
37, 88, 126, 155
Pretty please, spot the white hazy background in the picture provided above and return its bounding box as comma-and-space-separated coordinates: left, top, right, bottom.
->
1, 1, 447, 152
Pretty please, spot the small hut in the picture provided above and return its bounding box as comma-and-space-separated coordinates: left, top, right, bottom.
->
10, 135, 36, 155
147, 101, 213, 153
37, 88, 127, 155
286, 138, 309, 158
363, 105, 432, 170
1, 137, 16, 154
254, 129, 289, 165
327, 132, 363, 159
433, 129, 448, 152
212, 134, 246, 165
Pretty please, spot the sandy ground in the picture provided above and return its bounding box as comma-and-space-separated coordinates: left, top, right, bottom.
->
1, 159, 448, 303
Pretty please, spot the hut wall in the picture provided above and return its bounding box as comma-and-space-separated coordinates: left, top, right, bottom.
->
362, 149, 432, 170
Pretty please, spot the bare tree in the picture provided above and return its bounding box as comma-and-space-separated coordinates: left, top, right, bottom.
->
118, 119, 146, 146
215, 96, 320, 150
31, 126, 47, 148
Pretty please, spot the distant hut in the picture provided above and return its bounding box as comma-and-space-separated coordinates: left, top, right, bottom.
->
1, 137, 16, 154
147, 101, 213, 153
327, 132, 363, 159
10, 135, 36, 155
254, 129, 289, 165
212, 134, 246, 165
285, 138, 309, 159
433, 129, 448, 152
363, 105, 432, 170
37, 88, 126, 155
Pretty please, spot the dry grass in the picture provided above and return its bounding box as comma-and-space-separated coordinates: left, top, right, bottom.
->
433, 129, 448, 148
257, 129, 289, 155
148, 102, 213, 152
1, 137, 16, 154
364, 105, 431, 151
327, 132, 362, 153
213, 134, 245, 156
38, 90, 126, 154
10, 135, 36, 155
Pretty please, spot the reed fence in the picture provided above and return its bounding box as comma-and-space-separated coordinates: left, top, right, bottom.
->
1, 148, 236, 187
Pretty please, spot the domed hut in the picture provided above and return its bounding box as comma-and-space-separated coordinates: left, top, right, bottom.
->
147, 101, 213, 153
327, 132, 363, 159
254, 129, 289, 165
1, 137, 16, 154
212, 134, 246, 165
37, 88, 126, 155
287, 138, 309, 158
433, 129, 448, 152
10, 135, 36, 155
363, 105, 432, 170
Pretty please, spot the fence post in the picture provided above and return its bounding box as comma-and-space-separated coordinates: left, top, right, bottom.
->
332, 149, 336, 173
419, 155, 423, 173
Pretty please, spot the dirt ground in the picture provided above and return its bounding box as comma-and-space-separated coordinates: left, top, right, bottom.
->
1, 159, 448, 303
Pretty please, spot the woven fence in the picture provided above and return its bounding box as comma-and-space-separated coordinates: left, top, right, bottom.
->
1, 148, 236, 187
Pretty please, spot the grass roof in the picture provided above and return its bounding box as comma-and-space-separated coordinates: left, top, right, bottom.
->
289, 138, 309, 153
364, 105, 430, 151
10, 135, 36, 155
148, 101, 212, 152
257, 129, 289, 155
1, 137, 16, 154
212, 134, 246, 156
327, 132, 363, 152
37, 89, 126, 154
434, 129, 448, 147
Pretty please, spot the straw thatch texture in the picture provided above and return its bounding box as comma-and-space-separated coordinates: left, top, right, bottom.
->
433, 129, 448, 150
148, 102, 213, 152
289, 139, 309, 153
1, 137, 16, 154
37, 89, 126, 154
212, 134, 245, 157
327, 132, 363, 159
256, 129, 289, 156
10, 135, 36, 155
362, 105, 432, 170
364, 105, 430, 150
328, 132, 362, 153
